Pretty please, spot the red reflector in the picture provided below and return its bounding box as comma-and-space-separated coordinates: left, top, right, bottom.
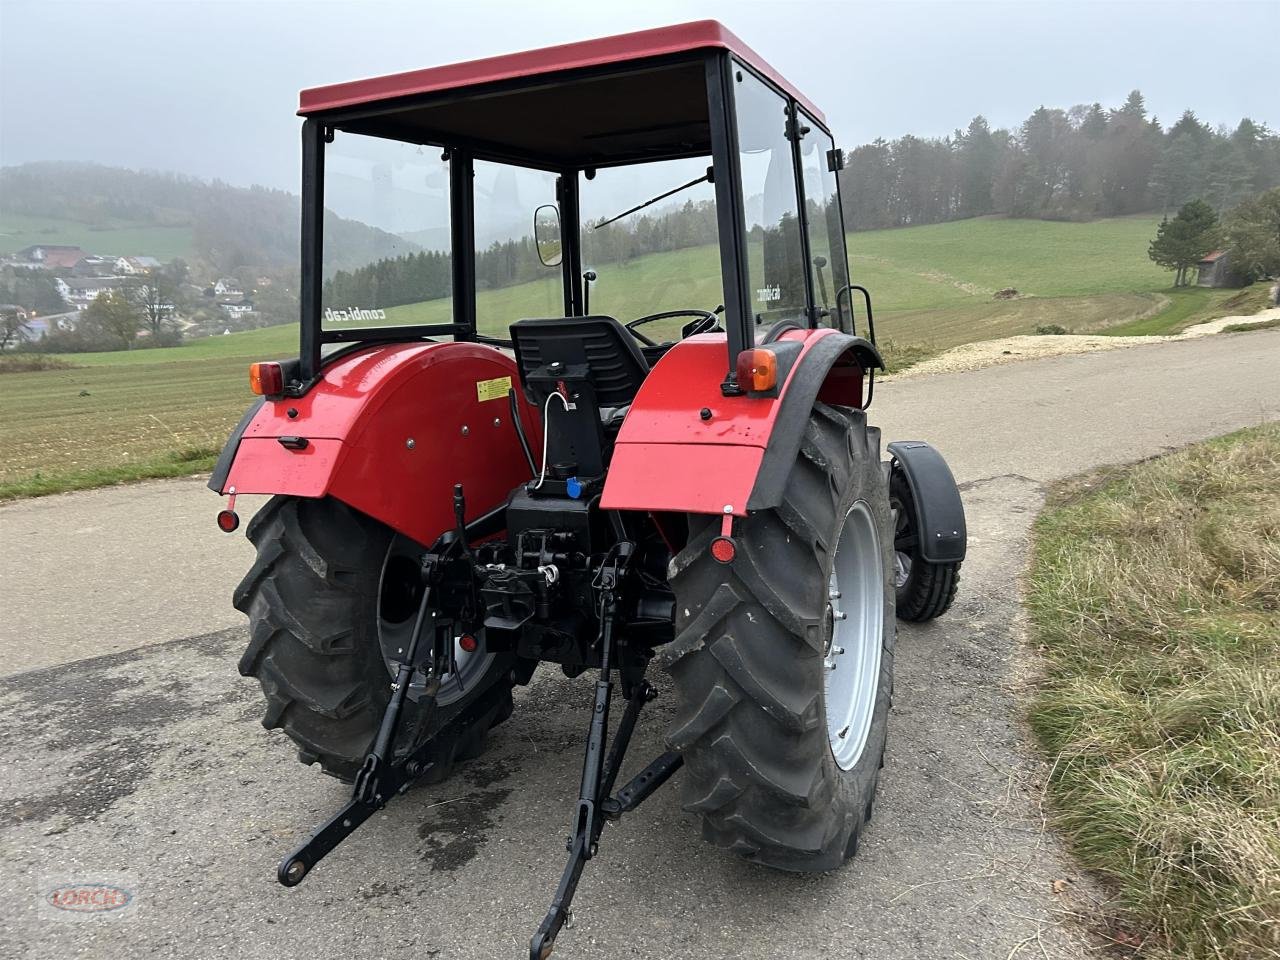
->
249, 361, 284, 396
710, 536, 737, 564
458, 634, 478, 653
735, 348, 778, 392
216, 509, 240, 533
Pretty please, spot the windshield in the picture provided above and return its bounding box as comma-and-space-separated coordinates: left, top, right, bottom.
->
581, 156, 721, 343
320, 130, 565, 342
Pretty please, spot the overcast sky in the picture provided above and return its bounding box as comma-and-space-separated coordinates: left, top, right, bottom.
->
2, 0, 1277, 198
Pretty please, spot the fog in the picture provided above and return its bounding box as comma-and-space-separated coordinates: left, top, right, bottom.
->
2, 0, 1276, 215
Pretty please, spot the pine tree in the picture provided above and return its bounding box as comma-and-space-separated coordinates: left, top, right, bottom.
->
1148, 199, 1219, 286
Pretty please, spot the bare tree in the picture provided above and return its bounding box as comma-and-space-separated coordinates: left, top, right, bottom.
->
0, 306, 31, 350
125, 259, 189, 340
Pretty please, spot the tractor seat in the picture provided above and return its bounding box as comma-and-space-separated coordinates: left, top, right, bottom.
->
509, 316, 650, 411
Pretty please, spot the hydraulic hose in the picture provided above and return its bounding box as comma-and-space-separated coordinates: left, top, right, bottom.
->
508, 388, 537, 478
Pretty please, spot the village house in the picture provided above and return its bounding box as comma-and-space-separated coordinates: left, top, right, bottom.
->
218, 299, 255, 318
15, 245, 87, 269
116, 256, 162, 274
55, 276, 126, 310
71, 255, 120, 277
213, 277, 244, 296
0, 305, 73, 348
14, 311, 77, 341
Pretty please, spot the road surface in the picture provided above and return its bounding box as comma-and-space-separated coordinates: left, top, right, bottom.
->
2, 327, 1277, 960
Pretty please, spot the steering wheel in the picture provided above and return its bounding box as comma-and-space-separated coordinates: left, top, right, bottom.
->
623, 309, 720, 347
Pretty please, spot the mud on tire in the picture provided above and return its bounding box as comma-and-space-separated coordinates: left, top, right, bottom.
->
665, 403, 895, 871
233, 496, 515, 782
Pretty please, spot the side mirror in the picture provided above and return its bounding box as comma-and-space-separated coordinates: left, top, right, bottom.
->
533, 205, 563, 267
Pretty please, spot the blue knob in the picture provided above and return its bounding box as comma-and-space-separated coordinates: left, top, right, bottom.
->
566, 476, 582, 499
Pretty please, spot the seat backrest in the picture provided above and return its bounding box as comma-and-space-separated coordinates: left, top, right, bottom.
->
510, 316, 649, 407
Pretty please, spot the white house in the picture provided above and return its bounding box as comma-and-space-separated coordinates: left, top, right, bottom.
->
56, 276, 126, 310
116, 256, 162, 275
214, 277, 244, 296
218, 299, 255, 318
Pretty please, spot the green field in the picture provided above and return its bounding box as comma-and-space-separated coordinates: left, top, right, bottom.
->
0, 213, 196, 259
1, 215, 1263, 499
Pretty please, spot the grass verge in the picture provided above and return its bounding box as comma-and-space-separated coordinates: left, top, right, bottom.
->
878, 339, 938, 374
1103, 285, 1273, 336
1026, 424, 1280, 959
0, 446, 218, 500
1224, 318, 1280, 334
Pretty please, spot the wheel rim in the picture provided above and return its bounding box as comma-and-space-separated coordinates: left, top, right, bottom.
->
377, 536, 495, 707
824, 500, 885, 771
890, 498, 913, 589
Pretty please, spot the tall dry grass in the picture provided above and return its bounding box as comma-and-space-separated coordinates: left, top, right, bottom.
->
1027, 423, 1280, 959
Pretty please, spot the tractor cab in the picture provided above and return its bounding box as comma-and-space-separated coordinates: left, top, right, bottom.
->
294, 20, 868, 393
212, 23, 965, 960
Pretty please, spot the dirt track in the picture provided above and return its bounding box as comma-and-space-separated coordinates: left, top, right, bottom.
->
1, 327, 1278, 960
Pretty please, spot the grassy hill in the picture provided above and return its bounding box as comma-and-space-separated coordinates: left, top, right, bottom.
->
0, 213, 197, 259
2, 214, 1259, 499
373, 216, 1176, 348
0, 163, 409, 274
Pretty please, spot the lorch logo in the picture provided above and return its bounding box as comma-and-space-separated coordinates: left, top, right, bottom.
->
46, 883, 133, 914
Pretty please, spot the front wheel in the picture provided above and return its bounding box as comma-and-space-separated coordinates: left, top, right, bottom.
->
665, 403, 894, 871
889, 468, 961, 622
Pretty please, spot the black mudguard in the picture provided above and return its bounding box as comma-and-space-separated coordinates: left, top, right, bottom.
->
746, 332, 883, 510
887, 441, 966, 564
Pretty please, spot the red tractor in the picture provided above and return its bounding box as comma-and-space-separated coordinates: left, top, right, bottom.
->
211, 21, 964, 958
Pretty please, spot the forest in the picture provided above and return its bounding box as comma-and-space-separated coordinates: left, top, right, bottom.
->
842, 92, 1280, 229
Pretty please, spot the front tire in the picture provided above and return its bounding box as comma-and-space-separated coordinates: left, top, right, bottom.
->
889, 468, 961, 622
665, 403, 895, 871
233, 496, 515, 782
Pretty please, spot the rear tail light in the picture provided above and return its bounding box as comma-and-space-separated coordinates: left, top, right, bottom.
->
735, 348, 777, 393
249, 361, 284, 396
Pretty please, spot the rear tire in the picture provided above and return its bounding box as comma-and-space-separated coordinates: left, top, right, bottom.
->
889, 468, 960, 622
665, 403, 895, 871
234, 496, 515, 782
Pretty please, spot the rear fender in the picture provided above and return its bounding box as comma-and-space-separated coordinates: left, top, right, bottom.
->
210, 342, 542, 546
599, 328, 882, 518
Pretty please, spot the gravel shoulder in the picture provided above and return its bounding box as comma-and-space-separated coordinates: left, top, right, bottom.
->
891, 303, 1280, 380
0, 329, 1277, 960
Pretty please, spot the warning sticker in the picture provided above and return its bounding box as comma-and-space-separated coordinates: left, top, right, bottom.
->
475, 375, 513, 403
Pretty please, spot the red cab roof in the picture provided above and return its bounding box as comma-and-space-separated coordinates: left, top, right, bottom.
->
298, 20, 825, 125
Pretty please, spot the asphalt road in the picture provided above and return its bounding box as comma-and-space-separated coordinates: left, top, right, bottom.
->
2, 328, 1278, 960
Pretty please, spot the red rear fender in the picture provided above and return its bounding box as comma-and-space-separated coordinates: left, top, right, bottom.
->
599, 328, 877, 518
211, 342, 541, 546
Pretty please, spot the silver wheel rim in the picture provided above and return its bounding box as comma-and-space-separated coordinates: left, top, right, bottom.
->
825, 500, 885, 771
891, 501, 912, 589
